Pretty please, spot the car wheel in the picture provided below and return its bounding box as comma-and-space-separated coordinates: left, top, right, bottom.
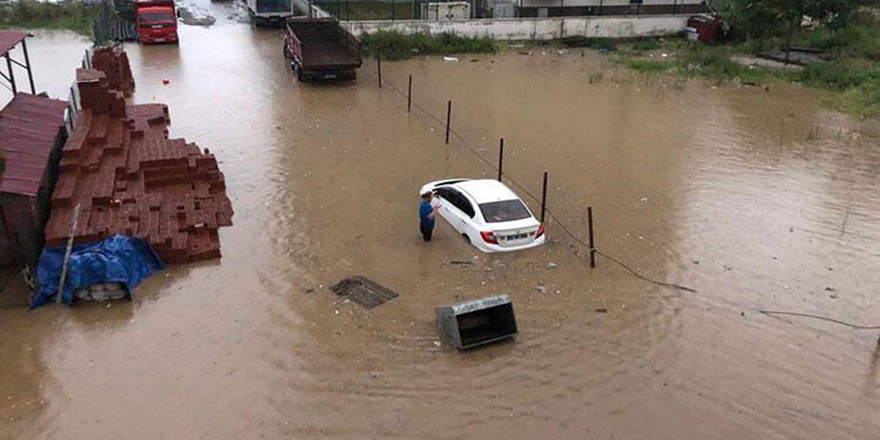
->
462, 233, 470, 244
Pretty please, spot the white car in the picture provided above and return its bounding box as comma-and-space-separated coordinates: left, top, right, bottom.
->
420, 178, 545, 253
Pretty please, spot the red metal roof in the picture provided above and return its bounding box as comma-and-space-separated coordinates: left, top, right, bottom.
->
0, 93, 67, 197
0, 30, 30, 57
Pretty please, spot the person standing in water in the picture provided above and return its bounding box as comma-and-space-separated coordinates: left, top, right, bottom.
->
419, 191, 439, 242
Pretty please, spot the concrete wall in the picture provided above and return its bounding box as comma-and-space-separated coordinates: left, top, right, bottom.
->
343, 14, 689, 40
521, 0, 702, 6
292, 0, 334, 18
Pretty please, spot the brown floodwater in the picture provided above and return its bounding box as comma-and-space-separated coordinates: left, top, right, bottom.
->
2, 6, 879, 439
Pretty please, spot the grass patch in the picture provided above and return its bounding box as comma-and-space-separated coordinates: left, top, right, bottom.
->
677, 45, 767, 84
624, 58, 671, 74
558, 36, 617, 52
0, 0, 99, 36
632, 38, 660, 52
361, 30, 496, 60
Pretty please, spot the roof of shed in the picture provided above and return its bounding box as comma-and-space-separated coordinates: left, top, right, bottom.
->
0, 30, 30, 58
0, 93, 67, 197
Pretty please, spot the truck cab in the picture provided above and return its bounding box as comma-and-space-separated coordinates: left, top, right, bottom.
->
135, 0, 179, 44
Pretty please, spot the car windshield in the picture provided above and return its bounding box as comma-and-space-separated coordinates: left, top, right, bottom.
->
479, 200, 531, 223
140, 11, 175, 23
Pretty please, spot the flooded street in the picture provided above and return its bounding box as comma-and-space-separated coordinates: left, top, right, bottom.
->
2, 4, 879, 439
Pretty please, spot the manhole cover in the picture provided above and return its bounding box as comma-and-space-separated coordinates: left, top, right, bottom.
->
331, 276, 398, 309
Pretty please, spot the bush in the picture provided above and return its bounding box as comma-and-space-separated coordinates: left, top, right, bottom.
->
792, 14, 880, 60
0, 0, 98, 36
361, 31, 496, 60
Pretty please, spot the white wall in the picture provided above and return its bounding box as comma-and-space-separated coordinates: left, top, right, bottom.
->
521, 0, 703, 6
344, 15, 689, 40
291, 0, 333, 18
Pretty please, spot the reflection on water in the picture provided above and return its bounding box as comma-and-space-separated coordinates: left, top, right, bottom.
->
1, 16, 879, 440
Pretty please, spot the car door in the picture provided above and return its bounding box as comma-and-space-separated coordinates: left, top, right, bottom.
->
444, 189, 477, 235
433, 188, 457, 226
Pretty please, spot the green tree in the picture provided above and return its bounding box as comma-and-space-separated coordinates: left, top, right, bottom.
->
725, 0, 859, 59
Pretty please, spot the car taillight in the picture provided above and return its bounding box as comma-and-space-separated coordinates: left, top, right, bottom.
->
480, 231, 498, 245
535, 224, 545, 238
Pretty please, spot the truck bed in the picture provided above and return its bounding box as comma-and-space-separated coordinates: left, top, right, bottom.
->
285, 18, 363, 72
301, 42, 360, 69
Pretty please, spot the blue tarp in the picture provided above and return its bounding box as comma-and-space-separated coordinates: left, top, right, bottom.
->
31, 235, 164, 308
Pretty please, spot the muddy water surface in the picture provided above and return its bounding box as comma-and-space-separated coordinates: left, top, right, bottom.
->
1, 13, 879, 440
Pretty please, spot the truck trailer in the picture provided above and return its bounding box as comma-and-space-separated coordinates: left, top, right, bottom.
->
283, 18, 362, 82
246, 0, 294, 27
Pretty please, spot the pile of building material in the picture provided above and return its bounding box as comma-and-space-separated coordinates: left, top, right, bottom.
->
90, 46, 135, 97
0, 93, 68, 267
43, 48, 234, 264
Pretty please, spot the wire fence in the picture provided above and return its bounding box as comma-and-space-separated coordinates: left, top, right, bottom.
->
370, 61, 697, 293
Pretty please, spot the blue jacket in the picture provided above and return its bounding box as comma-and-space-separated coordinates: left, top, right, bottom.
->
420, 201, 435, 228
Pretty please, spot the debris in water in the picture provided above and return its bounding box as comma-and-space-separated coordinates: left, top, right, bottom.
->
594, 308, 608, 313
548, 262, 558, 269
331, 276, 398, 309
443, 57, 459, 62
450, 260, 474, 266
535, 284, 547, 293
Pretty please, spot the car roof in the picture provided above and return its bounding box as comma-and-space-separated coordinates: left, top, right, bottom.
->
455, 179, 520, 204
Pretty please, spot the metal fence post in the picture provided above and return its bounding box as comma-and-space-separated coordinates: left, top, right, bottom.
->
445, 100, 451, 144
407, 75, 412, 113
497, 138, 504, 181
540, 172, 548, 223
588, 206, 596, 268
377, 54, 382, 88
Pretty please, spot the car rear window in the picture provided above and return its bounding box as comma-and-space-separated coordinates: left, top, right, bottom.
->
479, 200, 531, 223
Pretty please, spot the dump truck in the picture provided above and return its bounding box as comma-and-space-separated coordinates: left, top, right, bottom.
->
283, 17, 362, 82
134, 0, 179, 44
246, 0, 294, 27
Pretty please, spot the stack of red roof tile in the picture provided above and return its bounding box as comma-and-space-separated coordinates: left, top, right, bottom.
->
44, 50, 233, 264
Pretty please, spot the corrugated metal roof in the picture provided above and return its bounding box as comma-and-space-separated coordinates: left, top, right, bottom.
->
0, 93, 67, 197
0, 30, 30, 57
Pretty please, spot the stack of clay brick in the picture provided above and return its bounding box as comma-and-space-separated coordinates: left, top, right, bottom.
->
90, 46, 134, 97
45, 48, 234, 264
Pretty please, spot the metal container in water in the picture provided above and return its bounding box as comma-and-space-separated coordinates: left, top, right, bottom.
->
435, 295, 517, 349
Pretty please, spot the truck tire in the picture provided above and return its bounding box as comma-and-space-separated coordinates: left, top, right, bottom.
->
295, 65, 305, 82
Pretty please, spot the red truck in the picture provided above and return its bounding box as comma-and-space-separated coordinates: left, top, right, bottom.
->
135, 0, 179, 44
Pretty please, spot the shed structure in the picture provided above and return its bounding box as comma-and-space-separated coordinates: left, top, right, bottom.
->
0, 93, 68, 266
